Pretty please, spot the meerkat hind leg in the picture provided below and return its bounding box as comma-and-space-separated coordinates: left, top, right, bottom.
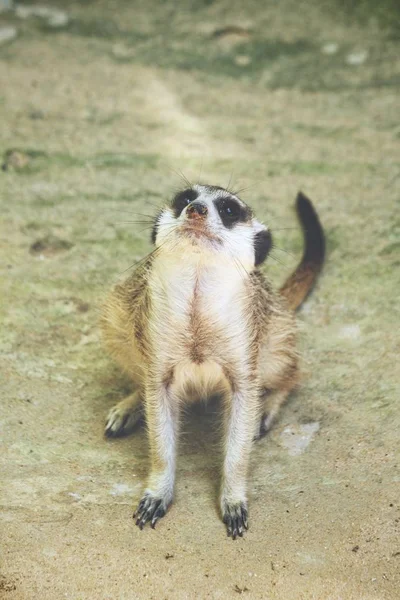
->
105, 390, 143, 438
255, 389, 290, 439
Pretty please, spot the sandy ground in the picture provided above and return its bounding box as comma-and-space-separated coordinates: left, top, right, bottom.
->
1, 1, 399, 598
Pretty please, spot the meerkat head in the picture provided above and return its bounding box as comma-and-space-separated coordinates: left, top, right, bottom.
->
151, 184, 272, 271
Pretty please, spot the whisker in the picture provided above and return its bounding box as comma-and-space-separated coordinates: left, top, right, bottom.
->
136, 222, 179, 237
119, 224, 181, 276
115, 221, 155, 225
137, 225, 156, 235
265, 215, 292, 222
144, 200, 164, 212
269, 251, 287, 267
226, 171, 234, 194
272, 246, 295, 258
168, 167, 192, 189
177, 168, 192, 188
224, 238, 249, 281
198, 150, 204, 183
231, 182, 260, 196
108, 209, 158, 219
272, 227, 302, 232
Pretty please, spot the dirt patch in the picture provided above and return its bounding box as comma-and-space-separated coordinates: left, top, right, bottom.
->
0, 1, 399, 599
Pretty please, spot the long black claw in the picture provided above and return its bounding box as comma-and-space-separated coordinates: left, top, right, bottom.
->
151, 504, 166, 529
222, 502, 249, 540
133, 494, 167, 530
241, 506, 249, 530
105, 427, 117, 438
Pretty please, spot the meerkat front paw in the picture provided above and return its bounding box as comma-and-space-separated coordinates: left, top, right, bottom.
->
222, 501, 249, 539
105, 395, 143, 438
133, 492, 169, 529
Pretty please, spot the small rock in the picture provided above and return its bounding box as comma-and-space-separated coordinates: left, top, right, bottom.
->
15, 4, 69, 28
0, 26, 17, 46
112, 43, 135, 59
321, 43, 339, 55
52, 374, 73, 384
47, 11, 69, 28
15, 4, 47, 18
67, 492, 82, 501
235, 54, 251, 67
338, 324, 360, 340
346, 50, 368, 66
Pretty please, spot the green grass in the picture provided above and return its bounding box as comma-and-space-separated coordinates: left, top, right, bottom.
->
1, 149, 160, 174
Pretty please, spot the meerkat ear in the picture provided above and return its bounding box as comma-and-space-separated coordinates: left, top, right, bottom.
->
253, 221, 272, 266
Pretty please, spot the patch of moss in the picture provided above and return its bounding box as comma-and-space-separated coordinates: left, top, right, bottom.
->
1, 149, 159, 175
333, 0, 400, 37
379, 241, 400, 256
89, 153, 159, 169
67, 17, 148, 42
291, 124, 358, 139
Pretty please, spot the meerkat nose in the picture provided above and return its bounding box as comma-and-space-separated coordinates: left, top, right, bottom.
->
186, 202, 208, 218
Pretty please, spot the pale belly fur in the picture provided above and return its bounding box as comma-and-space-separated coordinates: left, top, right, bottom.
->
148, 254, 251, 402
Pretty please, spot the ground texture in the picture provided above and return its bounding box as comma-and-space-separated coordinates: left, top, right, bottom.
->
1, 1, 399, 599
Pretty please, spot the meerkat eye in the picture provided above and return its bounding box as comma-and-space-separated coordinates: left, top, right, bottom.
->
172, 188, 198, 218
216, 198, 244, 227
221, 200, 241, 219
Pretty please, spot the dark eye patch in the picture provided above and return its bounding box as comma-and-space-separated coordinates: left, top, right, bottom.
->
171, 188, 198, 218
214, 196, 251, 228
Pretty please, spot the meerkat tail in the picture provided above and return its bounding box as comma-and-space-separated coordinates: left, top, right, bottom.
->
279, 191, 325, 311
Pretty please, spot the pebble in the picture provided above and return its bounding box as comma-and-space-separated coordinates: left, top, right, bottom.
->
112, 43, 135, 59
235, 54, 251, 66
338, 324, 361, 340
321, 43, 339, 55
47, 11, 69, 28
0, 26, 17, 45
15, 4, 69, 28
346, 50, 368, 66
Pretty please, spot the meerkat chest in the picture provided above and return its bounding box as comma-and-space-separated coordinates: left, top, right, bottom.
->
149, 260, 248, 342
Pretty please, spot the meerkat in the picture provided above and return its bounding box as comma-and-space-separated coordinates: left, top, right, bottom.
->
101, 184, 325, 539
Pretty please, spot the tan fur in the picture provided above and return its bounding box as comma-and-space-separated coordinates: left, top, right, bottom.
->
100, 185, 324, 537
